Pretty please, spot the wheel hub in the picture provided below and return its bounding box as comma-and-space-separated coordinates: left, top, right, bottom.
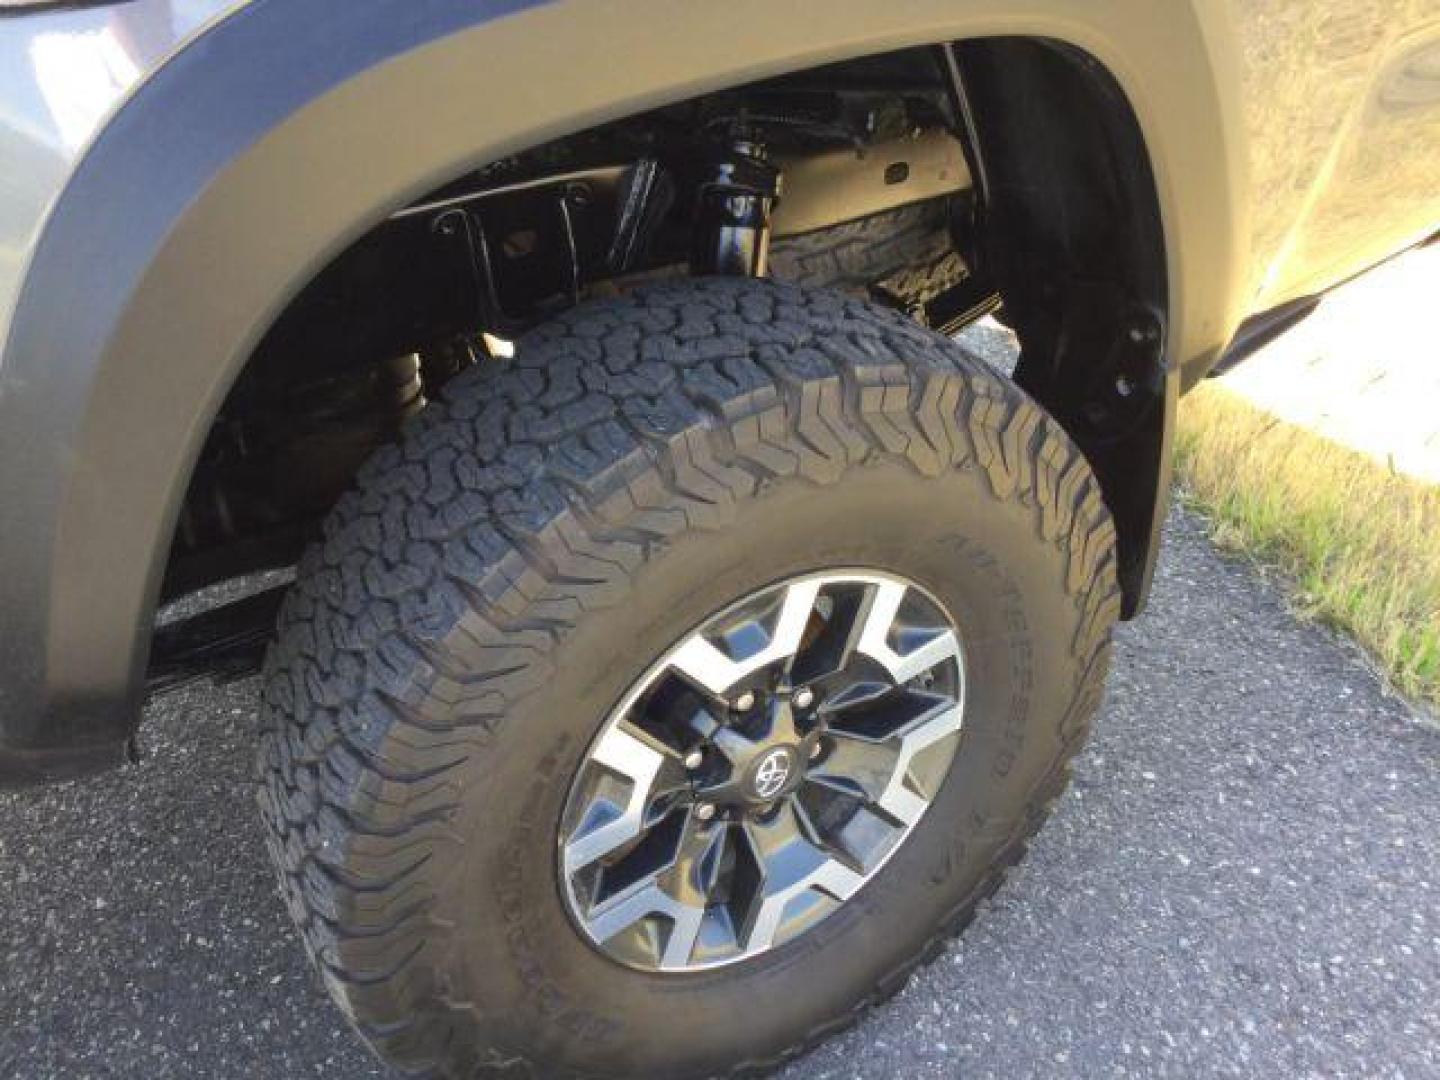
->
558, 570, 966, 972
748, 745, 799, 801
691, 691, 818, 811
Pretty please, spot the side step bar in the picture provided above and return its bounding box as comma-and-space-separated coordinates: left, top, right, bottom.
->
146, 586, 287, 696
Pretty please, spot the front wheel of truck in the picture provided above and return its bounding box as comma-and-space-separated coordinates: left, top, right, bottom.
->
256, 278, 1120, 1078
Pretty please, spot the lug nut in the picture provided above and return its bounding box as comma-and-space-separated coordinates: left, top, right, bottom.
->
694, 802, 716, 822
734, 690, 756, 712
684, 748, 704, 771
793, 686, 815, 709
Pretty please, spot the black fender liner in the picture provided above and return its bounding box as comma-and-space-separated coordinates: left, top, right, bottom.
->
956, 40, 1173, 617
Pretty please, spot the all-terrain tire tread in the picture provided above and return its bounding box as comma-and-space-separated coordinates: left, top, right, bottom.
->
767, 201, 963, 306
256, 278, 1119, 1078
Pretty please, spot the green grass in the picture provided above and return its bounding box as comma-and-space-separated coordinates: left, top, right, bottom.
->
1174, 382, 1440, 712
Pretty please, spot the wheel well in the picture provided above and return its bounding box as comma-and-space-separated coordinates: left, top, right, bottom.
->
155, 36, 1167, 685
956, 39, 1170, 614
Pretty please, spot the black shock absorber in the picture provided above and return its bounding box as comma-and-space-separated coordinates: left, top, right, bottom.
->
691, 138, 782, 277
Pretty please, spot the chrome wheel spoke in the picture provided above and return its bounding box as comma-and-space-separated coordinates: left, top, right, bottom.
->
582, 880, 706, 970
807, 733, 898, 804
670, 811, 731, 908
741, 800, 864, 954
788, 581, 871, 687
562, 724, 671, 875
659, 902, 707, 970
668, 579, 822, 695
827, 700, 962, 826
856, 580, 962, 685
881, 702, 961, 817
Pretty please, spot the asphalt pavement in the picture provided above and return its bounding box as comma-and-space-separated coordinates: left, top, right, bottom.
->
3, 510, 1438, 1079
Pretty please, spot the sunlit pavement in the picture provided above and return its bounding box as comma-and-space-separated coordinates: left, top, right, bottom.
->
1220, 243, 1440, 485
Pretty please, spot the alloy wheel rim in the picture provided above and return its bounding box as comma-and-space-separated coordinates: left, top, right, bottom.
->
557, 570, 966, 972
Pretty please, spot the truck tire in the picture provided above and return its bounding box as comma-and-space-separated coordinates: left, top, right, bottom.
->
768, 200, 965, 307
256, 279, 1119, 1078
